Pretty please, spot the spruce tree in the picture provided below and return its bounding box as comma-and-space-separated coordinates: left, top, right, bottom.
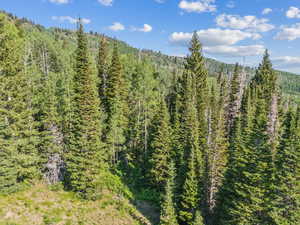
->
179, 144, 198, 225
216, 53, 277, 225
183, 33, 209, 220
34, 72, 64, 184
272, 107, 300, 224
105, 42, 128, 165
148, 98, 172, 191
97, 36, 109, 112
178, 74, 200, 225
65, 22, 104, 198
205, 85, 228, 217
193, 210, 204, 225
0, 13, 39, 193
227, 63, 243, 137
159, 163, 178, 225
185, 32, 208, 154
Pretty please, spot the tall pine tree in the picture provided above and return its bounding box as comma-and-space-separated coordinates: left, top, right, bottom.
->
65, 22, 104, 198
159, 163, 178, 225
148, 98, 172, 191
272, 107, 300, 224
0, 13, 39, 193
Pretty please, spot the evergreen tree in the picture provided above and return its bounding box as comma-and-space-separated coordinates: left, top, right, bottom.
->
97, 36, 109, 112
272, 107, 300, 224
178, 74, 200, 225
251, 50, 279, 149
185, 32, 208, 154
65, 22, 104, 198
0, 13, 39, 193
148, 98, 172, 191
159, 163, 178, 225
192, 210, 204, 225
205, 85, 228, 217
227, 63, 243, 137
105, 42, 128, 165
216, 53, 277, 225
178, 144, 198, 225
34, 72, 64, 184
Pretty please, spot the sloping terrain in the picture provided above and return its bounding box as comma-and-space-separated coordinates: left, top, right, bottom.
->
0, 183, 158, 225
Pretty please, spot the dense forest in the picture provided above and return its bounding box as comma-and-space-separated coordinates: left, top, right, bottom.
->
0, 11, 299, 225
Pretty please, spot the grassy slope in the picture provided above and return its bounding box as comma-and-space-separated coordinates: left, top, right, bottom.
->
0, 183, 159, 225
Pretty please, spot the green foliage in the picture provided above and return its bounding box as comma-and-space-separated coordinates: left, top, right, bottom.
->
271, 108, 300, 224
178, 75, 200, 224
0, 11, 300, 225
0, 13, 39, 194
216, 50, 278, 225
65, 22, 104, 198
193, 210, 204, 225
148, 98, 172, 191
104, 42, 128, 166
159, 163, 178, 225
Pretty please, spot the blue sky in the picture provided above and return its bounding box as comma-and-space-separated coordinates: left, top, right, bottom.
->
1, 0, 300, 73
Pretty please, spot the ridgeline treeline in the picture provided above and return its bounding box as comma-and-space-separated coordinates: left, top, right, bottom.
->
0, 12, 299, 225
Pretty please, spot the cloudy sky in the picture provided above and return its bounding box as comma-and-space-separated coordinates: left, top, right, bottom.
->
1, 0, 300, 73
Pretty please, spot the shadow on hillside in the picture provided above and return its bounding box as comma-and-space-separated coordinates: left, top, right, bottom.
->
118, 167, 160, 225
133, 199, 160, 225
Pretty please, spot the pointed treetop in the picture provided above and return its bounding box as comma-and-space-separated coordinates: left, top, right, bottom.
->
189, 31, 202, 53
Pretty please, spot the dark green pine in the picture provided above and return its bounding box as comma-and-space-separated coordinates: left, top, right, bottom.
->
186, 32, 209, 153
0, 13, 39, 193
148, 98, 173, 191
178, 74, 200, 225
272, 107, 300, 224
159, 163, 178, 225
227, 63, 242, 138
65, 22, 104, 198
105, 42, 128, 166
97, 36, 109, 112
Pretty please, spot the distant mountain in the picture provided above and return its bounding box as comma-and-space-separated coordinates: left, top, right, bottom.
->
3, 9, 300, 97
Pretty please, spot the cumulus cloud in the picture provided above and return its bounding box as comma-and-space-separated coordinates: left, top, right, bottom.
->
98, 0, 113, 6
131, 24, 153, 32
52, 16, 91, 24
169, 29, 261, 47
49, 0, 69, 4
108, 22, 125, 31
203, 45, 265, 57
272, 56, 300, 68
216, 14, 275, 32
286, 7, 300, 19
262, 8, 272, 15
179, 0, 216, 13
275, 23, 300, 40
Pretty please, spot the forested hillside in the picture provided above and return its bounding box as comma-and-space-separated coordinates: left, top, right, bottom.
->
0, 11, 299, 225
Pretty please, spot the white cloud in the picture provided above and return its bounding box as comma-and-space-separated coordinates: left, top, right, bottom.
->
179, 0, 216, 13
286, 7, 300, 19
98, 0, 113, 6
216, 14, 275, 32
262, 8, 272, 15
169, 29, 261, 47
108, 22, 125, 31
226, 1, 235, 9
52, 16, 91, 24
203, 45, 265, 57
275, 23, 300, 40
132, 24, 153, 32
49, 0, 69, 4
272, 56, 300, 68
